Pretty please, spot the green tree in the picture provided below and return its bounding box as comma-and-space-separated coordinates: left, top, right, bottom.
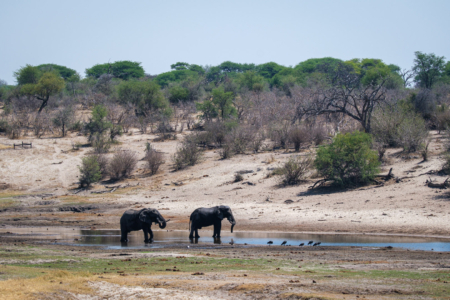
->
85, 61, 144, 80
211, 87, 236, 120
171, 62, 190, 70
257, 62, 286, 79
85, 104, 112, 142
237, 71, 265, 92
14, 65, 41, 85
117, 80, 170, 116
196, 99, 218, 122
36, 64, 77, 80
314, 131, 380, 187
413, 51, 446, 89
18, 71, 65, 113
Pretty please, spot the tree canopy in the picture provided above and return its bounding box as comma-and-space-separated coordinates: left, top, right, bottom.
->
36, 64, 77, 80
85, 61, 145, 80
413, 51, 446, 89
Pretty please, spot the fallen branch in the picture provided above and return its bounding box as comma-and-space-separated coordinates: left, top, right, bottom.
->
73, 188, 86, 194
308, 179, 332, 189
374, 168, 395, 181
425, 177, 450, 189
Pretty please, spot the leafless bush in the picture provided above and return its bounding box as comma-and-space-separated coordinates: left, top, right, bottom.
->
434, 108, 450, 133
269, 123, 291, 150
219, 141, 234, 159
229, 126, 255, 154
172, 135, 202, 170
156, 118, 175, 140
108, 149, 138, 180
395, 112, 428, 153
34, 112, 52, 138
309, 125, 328, 145
7, 119, 21, 139
371, 106, 404, 147
249, 129, 265, 153
289, 126, 309, 151
276, 155, 313, 186
144, 150, 164, 175
52, 106, 74, 137
204, 122, 228, 147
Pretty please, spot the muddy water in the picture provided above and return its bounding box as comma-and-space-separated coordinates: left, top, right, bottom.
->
1, 227, 450, 251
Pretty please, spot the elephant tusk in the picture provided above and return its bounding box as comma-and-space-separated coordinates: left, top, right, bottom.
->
165, 219, 171, 222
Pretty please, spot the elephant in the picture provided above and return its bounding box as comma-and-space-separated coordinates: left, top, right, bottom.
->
120, 208, 168, 243
189, 205, 236, 239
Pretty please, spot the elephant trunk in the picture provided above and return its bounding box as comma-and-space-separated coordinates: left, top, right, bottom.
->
228, 215, 236, 233
158, 219, 167, 229
155, 215, 167, 229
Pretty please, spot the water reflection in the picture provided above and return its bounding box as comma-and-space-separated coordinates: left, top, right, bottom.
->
1, 227, 450, 252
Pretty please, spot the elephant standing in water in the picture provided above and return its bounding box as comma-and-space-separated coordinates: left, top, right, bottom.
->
120, 208, 168, 243
189, 205, 236, 239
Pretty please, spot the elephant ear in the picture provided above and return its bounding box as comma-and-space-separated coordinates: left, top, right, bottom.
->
216, 209, 224, 220
139, 210, 148, 223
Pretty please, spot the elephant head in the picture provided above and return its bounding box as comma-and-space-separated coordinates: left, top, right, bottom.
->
218, 205, 236, 233
139, 208, 168, 229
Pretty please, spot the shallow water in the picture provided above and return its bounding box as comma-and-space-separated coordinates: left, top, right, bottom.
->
1, 227, 450, 251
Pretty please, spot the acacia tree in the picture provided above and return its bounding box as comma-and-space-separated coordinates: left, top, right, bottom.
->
15, 65, 65, 113
295, 63, 388, 133
413, 51, 446, 89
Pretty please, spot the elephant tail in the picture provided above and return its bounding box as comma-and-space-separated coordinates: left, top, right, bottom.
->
189, 219, 191, 232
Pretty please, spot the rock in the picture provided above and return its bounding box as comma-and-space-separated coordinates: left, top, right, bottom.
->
284, 199, 294, 204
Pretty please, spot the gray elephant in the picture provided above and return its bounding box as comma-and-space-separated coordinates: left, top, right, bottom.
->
189, 205, 236, 239
120, 208, 168, 243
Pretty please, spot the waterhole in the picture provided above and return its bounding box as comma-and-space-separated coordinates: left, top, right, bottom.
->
1, 227, 449, 251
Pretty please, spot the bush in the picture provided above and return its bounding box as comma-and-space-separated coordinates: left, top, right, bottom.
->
229, 126, 255, 154
172, 136, 202, 170
91, 132, 110, 154
289, 127, 309, 151
91, 154, 109, 178
314, 131, 380, 187
108, 150, 138, 180
144, 150, 164, 175
69, 120, 84, 132
219, 142, 234, 159
309, 125, 328, 145
79, 155, 102, 187
276, 155, 313, 185
234, 173, 244, 182
0, 119, 9, 133
394, 112, 428, 152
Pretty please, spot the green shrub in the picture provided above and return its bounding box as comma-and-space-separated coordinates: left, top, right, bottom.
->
314, 131, 380, 187
79, 155, 102, 187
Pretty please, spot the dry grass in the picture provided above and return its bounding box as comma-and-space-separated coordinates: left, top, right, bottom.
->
0, 268, 96, 300
0, 144, 12, 150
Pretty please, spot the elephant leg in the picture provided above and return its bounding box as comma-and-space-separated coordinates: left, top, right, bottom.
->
143, 228, 149, 243
215, 222, 222, 238
120, 225, 128, 242
195, 227, 200, 238
148, 227, 154, 241
189, 224, 195, 239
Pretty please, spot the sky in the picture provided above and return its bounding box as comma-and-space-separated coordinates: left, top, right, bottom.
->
1, 0, 449, 85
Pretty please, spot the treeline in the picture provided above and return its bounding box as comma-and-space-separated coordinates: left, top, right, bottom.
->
1, 53, 450, 181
